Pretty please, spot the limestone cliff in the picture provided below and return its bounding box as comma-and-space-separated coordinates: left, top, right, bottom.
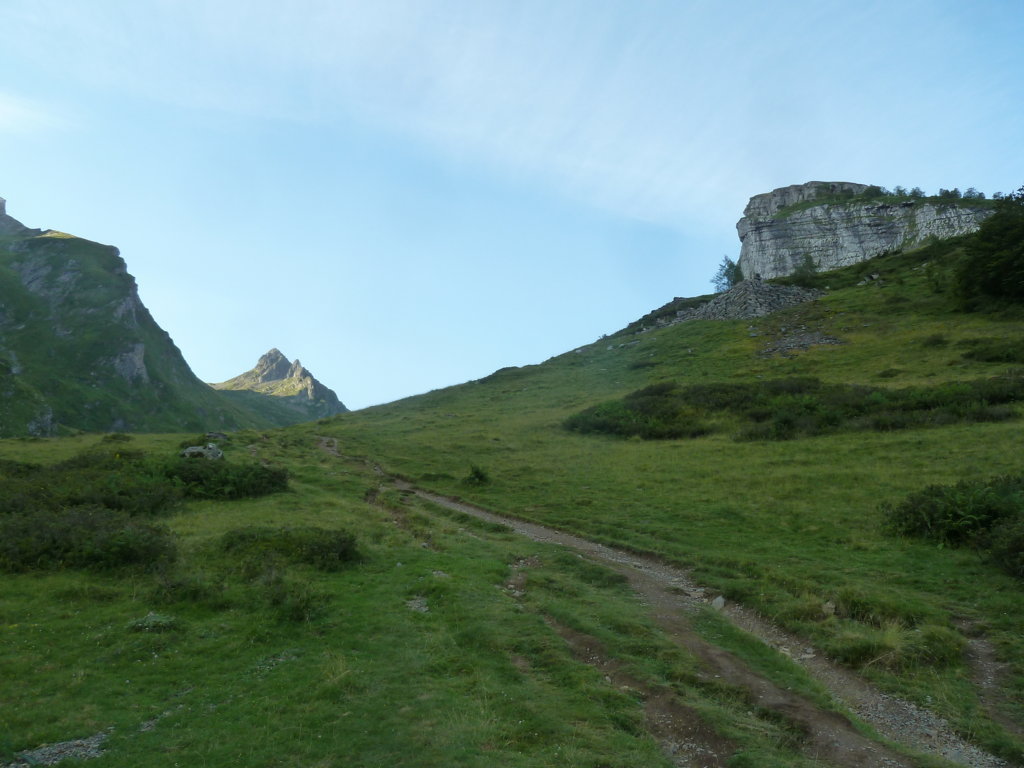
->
736, 182, 994, 279
212, 349, 348, 419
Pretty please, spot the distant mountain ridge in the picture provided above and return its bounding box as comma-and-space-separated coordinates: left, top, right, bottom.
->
212, 349, 347, 419
0, 196, 348, 436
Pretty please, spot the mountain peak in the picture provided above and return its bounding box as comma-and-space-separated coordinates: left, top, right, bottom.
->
212, 349, 348, 419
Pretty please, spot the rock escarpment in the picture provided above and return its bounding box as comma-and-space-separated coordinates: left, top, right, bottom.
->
0, 194, 345, 435
0, 196, 265, 435
212, 349, 348, 419
736, 182, 994, 279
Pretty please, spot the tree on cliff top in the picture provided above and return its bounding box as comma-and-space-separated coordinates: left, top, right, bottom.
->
955, 185, 1024, 307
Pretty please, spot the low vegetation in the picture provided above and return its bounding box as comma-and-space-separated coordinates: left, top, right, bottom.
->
0, 443, 288, 575
565, 372, 1023, 441
3, 219, 1024, 765
884, 474, 1024, 579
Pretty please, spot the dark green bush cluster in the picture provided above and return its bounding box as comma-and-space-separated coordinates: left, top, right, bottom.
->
565, 373, 1024, 441
0, 506, 176, 572
0, 448, 288, 520
464, 464, 491, 485
882, 475, 1024, 579
220, 526, 359, 572
564, 382, 711, 439
962, 337, 1024, 364
0, 450, 182, 517
163, 458, 288, 500
0, 446, 289, 573
954, 185, 1024, 307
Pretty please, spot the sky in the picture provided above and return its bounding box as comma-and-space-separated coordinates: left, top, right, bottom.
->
1, 1, 1022, 410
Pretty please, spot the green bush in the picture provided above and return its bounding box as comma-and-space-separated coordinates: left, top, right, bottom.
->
882, 475, 1024, 579
955, 185, 1024, 306
220, 526, 359, 571
566, 373, 1024, 441
254, 566, 327, 622
464, 464, 491, 485
162, 458, 288, 500
564, 382, 712, 439
0, 450, 181, 517
985, 516, 1024, 579
962, 338, 1024, 364
882, 476, 1024, 546
0, 506, 177, 572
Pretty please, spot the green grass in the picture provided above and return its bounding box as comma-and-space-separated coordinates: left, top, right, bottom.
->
3, 240, 1024, 764
1, 435, 856, 766
311, 239, 1024, 761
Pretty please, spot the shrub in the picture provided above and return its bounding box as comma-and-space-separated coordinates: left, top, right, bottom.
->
254, 567, 327, 622
162, 458, 288, 500
220, 526, 359, 571
149, 569, 226, 607
984, 515, 1024, 579
0, 450, 181, 517
882, 477, 1023, 546
962, 338, 1024, 364
0, 506, 177, 572
883, 475, 1024, 579
566, 373, 1024, 441
955, 185, 1024, 306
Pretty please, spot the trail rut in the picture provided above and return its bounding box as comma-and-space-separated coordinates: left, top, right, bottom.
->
394, 478, 1011, 768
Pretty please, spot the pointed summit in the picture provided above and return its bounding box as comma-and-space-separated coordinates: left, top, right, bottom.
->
211, 349, 348, 419
250, 348, 293, 384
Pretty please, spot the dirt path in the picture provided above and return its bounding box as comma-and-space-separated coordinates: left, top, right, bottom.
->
394, 479, 1011, 768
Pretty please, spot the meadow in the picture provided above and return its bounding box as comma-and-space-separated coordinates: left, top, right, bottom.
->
2, 241, 1023, 766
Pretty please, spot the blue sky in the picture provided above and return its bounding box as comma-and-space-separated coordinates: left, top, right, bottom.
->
1, 1, 1022, 409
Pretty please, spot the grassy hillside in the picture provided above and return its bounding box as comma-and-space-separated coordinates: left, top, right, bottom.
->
0, 227, 340, 435
310, 238, 1024, 759
1, 238, 1022, 766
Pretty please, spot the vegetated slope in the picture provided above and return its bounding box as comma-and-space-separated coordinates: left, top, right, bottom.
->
0, 433, 847, 768
212, 348, 348, 421
3, 238, 1023, 767
0, 200, 340, 435
317, 236, 1024, 761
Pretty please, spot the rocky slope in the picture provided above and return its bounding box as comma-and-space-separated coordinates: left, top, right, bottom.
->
0, 196, 345, 435
211, 349, 347, 420
737, 181, 994, 279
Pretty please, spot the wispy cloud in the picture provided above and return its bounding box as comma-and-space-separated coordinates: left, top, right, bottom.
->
3, 0, 1021, 229
0, 91, 64, 134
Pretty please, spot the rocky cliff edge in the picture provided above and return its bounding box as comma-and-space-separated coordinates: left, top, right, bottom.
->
736, 182, 994, 279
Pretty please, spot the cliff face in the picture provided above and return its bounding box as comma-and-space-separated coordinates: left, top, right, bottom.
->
212, 349, 348, 420
736, 182, 994, 279
0, 195, 347, 435
0, 200, 270, 435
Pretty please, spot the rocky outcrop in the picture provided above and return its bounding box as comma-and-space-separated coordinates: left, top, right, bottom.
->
212, 349, 348, 419
736, 182, 994, 279
674, 278, 823, 323
0, 195, 320, 436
